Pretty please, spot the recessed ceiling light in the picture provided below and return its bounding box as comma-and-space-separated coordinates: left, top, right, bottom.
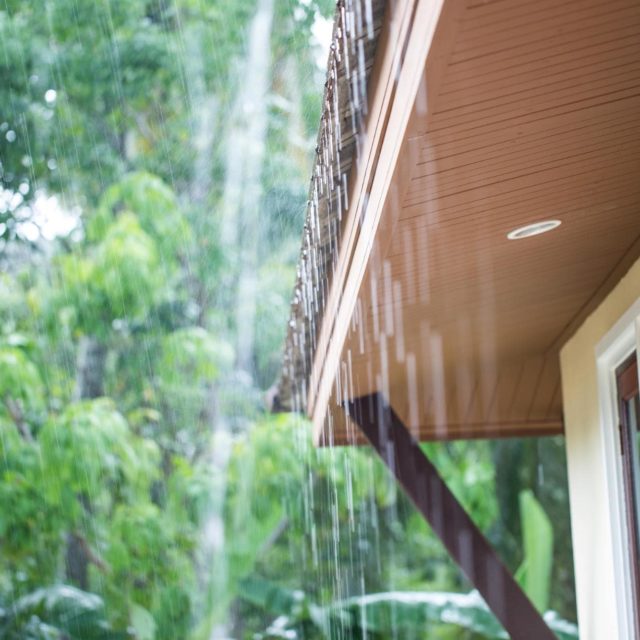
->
507, 220, 561, 240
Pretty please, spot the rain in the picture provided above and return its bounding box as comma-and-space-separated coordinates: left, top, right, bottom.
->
0, 1, 583, 639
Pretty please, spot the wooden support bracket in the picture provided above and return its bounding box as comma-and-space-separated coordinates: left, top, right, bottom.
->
346, 393, 557, 640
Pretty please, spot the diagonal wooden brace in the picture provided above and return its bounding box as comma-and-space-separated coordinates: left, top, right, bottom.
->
346, 393, 557, 640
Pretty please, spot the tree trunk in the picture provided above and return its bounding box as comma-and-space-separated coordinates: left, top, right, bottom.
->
219, 0, 274, 377
3, 396, 34, 442
65, 532, 90, 590
67, 336, 107, 586
74, 336, 107, 400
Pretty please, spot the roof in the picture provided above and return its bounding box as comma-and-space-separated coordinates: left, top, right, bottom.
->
279, 0, 640, 446
276, 0, 387, 413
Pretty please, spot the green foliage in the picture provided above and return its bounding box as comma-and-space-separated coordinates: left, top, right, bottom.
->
160, 327, 232, 387
40, 400, 159, 513
90, 172, 191, 259
57, 214, 162, 335
236, 576, 580, 640
106, 503, 194, 622
94, 215, 162, 315
0, 425, 61, 584
223, 414, 305, 606
152, 584, 192, 640
0, 0, 333, 636
165, 456, 213, 527
253, 261, 297, 387
0, 346, 44, 413
0, 585, 127, 640
224, 412, 404, 584
0, 8, 53, 218
155, 327, 234, 455
423, 441, 498, 534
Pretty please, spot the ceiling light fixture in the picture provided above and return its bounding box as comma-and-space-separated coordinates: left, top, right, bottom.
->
507, 219, 561, 240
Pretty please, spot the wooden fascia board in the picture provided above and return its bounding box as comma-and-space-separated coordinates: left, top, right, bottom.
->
306, 0, 420, 423
308, 0, 465, 444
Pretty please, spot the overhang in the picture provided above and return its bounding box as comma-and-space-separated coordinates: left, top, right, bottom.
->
280, 0, 640, 446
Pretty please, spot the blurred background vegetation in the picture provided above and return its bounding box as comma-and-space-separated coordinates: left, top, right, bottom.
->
0, 1, 577, 638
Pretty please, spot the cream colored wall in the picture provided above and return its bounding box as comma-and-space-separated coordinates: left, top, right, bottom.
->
560, 257, 640, 639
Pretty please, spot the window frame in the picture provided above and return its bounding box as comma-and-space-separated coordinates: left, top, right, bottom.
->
595, 298, 640, 637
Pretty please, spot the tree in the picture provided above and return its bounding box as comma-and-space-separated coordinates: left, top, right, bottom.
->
0, 171, 233, 637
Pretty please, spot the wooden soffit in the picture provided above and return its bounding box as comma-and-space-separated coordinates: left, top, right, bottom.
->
308, 0, 640, 445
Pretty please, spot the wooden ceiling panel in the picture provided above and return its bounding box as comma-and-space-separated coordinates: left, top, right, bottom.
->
450, 4, 637, 65
412, 117, 640, 190
462, 0, 626, 36
412, 95, 640, 164
400, 173, 640, 236
404, 139, 640, 207
442, 40, 640, 107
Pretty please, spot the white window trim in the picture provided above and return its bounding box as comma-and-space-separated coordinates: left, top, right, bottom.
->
595, 297, 640, 637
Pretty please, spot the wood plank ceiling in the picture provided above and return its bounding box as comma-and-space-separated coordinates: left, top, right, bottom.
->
319, 0, 640, 444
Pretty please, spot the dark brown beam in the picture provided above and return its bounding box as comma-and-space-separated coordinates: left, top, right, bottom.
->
346, 393, 557, 640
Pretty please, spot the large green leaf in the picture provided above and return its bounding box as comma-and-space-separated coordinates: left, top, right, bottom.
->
517, 489, 554, 613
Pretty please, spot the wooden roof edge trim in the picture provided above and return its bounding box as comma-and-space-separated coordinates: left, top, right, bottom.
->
319, 418, 566, 447
310, 0, 464, 445
275, 0, 387, 415
305, 0, 420, 416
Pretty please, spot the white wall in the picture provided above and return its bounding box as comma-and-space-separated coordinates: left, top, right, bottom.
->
560, 257, 640, 639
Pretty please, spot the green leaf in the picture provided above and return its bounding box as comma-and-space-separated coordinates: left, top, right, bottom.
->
517, 490, 553, 613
